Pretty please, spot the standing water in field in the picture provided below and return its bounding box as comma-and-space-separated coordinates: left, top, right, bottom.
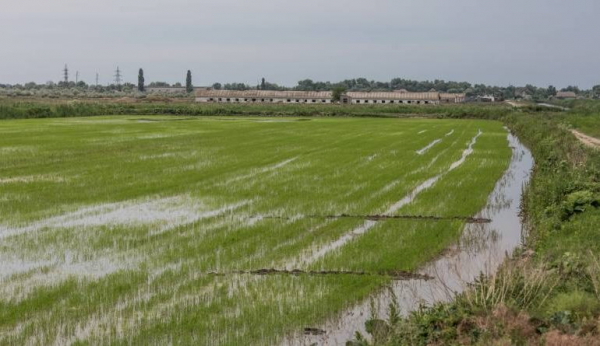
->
297, 130, 482, 266
288, 132, 533, 345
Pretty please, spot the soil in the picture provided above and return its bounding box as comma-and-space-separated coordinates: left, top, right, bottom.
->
572, 130, 600, 149
262, 214, 491, 223
206, 269, 433, 281
303, 328, 326, 335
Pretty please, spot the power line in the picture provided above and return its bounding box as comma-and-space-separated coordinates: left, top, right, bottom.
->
114, 66, 122, 85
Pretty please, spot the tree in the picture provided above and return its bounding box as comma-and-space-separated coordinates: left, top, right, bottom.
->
224, 83, 250, 90
503, 85, 516, 99
261, 78, 266, 90
186, 70, 193, 93
332, 86, 347, 102
561, 85, 580, 94
547, 85, 557, 97
137, 68, 145, 92
212, 83, 222, 90
592, 85, 600, 96
296, 79, 315, 91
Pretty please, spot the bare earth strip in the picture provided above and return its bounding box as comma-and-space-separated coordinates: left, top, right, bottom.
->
572, 129, 600, 149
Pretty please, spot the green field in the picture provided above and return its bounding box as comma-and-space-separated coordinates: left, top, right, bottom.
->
0, 115, 511, 345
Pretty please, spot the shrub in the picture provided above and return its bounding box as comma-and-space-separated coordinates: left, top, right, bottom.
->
560, 190, 600, 220
545, 291, 600, 322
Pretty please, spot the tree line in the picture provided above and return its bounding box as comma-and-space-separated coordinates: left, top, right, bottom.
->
3, 74, 600, 100
209, 78, 600, 100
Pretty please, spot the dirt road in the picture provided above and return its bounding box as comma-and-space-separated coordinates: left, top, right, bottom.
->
572, 129, 600, 149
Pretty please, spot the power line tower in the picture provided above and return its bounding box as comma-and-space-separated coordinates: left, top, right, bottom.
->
95, 72, 99, 87
114, 66, 122, 85
75, 71, 79, 84
63, 64, 69, 83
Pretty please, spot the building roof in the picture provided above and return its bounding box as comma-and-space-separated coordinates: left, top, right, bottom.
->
345, 91, 440, 101
195, 89, 465, 101
440, 93, 466, 100
195, 90, 332, 99
148, 86, 209, 91
147, 87, 186, 91
556, 91, 577, 98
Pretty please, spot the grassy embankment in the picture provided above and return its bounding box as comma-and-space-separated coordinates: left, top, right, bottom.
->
0, 97, 514, 120
350, 101, 600, 346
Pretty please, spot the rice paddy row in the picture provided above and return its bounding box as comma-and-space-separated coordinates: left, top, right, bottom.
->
0, 116, 510, 345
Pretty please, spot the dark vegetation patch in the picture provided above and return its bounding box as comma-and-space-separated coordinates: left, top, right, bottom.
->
206, 269, 433, 281
129, 117, 197, 122
0, 99, 520, 120
260, 214, 491, 223
303, 327, 327, 335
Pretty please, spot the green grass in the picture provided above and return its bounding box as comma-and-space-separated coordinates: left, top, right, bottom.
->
0, 115, 510, 345
368, 101, 600, 346
0, 97, 513, 120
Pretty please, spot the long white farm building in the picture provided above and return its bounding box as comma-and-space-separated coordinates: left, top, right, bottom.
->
195, 90, 333, 104
195, 89, 465, 105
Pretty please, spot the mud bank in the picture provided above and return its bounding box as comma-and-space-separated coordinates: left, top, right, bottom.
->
260, 214, 491, 223
205, 269, 432, 280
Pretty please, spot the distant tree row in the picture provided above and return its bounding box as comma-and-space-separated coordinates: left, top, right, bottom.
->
206, 77, 600, 100
3, 75, 600, 100
139, 68, 193, 93
212, 78, 287, 91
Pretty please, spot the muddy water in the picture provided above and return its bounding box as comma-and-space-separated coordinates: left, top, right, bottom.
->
287, 132, 533, 345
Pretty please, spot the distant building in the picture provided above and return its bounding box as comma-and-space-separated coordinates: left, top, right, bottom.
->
440, 93, 467, 103
479, 95, 496, 102
342, 91, 442, 105
146, 87, 186, 93
555, 91, 577, 99
195, 89, 466, 105
516, 89, 532, 100
195, 90, 333, 104
147, 86, 210, 94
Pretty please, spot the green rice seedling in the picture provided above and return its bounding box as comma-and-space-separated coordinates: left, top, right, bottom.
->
0, 116, 511, 345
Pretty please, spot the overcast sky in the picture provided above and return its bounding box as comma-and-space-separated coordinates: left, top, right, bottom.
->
1, 0, 599, 88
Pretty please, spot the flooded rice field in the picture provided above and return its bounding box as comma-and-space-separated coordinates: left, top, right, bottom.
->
0, 116, 521, 345
293, 132, 533, 345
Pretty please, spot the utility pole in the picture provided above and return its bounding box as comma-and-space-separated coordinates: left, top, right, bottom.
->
75, 71, 79, 84
63, 64, 69, 83
114, 66, 122, 85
